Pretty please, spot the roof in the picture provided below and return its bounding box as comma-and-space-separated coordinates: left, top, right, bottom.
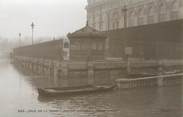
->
67, 24, 106, 39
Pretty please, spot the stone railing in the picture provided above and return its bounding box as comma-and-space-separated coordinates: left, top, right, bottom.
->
116, 73, 183, 89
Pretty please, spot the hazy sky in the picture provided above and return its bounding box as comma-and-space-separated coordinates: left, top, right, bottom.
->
0, 0, 87, 40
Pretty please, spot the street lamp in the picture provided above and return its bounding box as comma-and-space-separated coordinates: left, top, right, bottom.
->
122, 0, 132, 74
31, 22, 35, 45
18, 33, 21, 47
122, 0, 128, 28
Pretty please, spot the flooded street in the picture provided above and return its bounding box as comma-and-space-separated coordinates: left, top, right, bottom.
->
0, 58, 183, 117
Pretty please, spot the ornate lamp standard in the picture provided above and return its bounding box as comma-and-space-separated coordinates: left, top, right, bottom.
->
122, 0, 133, 74
31, 22, 35, 45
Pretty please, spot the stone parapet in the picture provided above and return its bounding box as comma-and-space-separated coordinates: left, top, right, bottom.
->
13, 55, 183, 87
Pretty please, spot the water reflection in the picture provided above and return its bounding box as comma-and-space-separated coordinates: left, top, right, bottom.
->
0, 58, 182, 117
39, 87, 183, 117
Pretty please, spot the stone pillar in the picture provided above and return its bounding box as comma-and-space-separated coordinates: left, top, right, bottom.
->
38, 64, 41, 75
30, 63, 33, 73
88, 62, 94, 85
53, 63, 59, 87
62, 62, 68, 87
53, 62, 68, 87
40, 64, 44, 75
47, 61, 52, 79
50, 62, 54, 78
105, 37, 110, 58
33, 63, 37, 74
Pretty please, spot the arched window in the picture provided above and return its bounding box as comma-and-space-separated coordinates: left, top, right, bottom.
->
159, 2, 166, 14
99, 14, 104, 31
159, 2, 167, 21
148, 5, 154, 16
92, 13, 96, 29
128, 9, 136, 27
147, 5, 155, 24
171, 0, 179, 10
137, 7, 144, 25
111, 11, 120, 30
170, 0, 179, 20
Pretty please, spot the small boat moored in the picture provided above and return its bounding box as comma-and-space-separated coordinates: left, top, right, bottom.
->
37, 85, 116, 97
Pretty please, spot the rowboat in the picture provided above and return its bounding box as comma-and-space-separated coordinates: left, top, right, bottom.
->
38, 85, 116, 97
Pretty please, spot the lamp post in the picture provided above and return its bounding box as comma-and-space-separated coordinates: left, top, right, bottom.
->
122, 0, 132, 75
31, 22, 35, 45
18, 33, 21, 47
123, 0, 128, 28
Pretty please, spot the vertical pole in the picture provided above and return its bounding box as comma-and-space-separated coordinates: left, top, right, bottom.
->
107, 12, 110, 31
123, 0, 131, 75
123, 6, 127, 28
32, 27, 33, 45
123, 0, 128, 28
127, 55, 131, 74
31, 22, 34, 45
19, 33, 21, 47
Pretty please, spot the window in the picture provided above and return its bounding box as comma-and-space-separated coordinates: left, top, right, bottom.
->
159, 2, 167, 21
137, 8, 144, 25
128, 10, 136, 27
172, 0, 179, 10
111, 11, 120, 30
99, 15, 104, 31
147, 5, 155, 24
170, 0, 179, 20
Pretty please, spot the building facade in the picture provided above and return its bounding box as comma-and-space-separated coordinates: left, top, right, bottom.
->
86, 0, 183, 31
68, 25, 106, 61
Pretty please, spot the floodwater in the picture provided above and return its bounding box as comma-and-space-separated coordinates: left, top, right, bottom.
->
0, 57, 183, 117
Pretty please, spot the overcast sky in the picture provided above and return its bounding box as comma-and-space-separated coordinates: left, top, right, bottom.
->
0, 0, 87, 40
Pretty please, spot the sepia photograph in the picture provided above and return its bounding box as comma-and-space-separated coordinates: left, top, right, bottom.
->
0, 0, 183, 116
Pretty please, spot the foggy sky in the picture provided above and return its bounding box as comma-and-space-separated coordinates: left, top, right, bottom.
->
0, 0, 87, 40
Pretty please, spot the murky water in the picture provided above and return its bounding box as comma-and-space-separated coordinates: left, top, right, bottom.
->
0, 58, 183, 117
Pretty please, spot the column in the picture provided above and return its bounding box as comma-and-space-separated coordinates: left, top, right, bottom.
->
53, 63, 59, 87
88, 62, 94, 85
62, 62, 68, 87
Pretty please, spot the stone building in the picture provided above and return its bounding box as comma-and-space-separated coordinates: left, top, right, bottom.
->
86, 0, 183, 31
67, 24, 106, 61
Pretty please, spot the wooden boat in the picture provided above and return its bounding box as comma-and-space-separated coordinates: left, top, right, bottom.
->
37, 85, 116, 97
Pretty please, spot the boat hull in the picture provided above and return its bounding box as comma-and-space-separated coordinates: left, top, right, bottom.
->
38, 85, 116, 97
